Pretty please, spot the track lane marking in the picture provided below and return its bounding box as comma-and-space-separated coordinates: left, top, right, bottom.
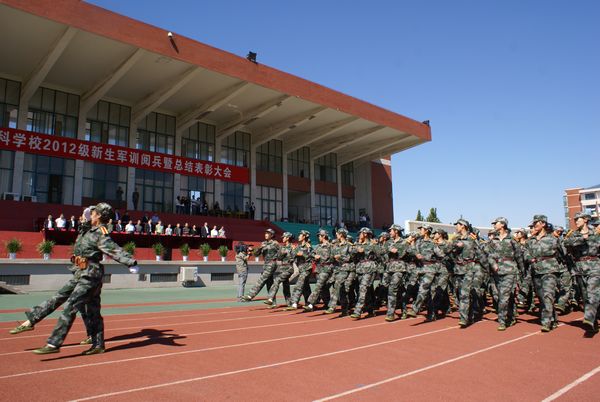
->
68, 324, 454, 401
541, 364, 600, 402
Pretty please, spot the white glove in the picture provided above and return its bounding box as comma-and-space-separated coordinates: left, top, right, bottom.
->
129, 265, 139, 274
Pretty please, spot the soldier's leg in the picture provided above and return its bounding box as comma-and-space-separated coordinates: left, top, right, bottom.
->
46, 277, 101, 348
25, 275, 80, 326
539, 273, 558, 329
459, 271, 474, 325
411, 273, 435, 316
307, 272, 330, 306
328, 271, 349, 312
434, 272, 450, 316
496, 274, 516, 327
246, 264, 276, 299
583, 274, 600, 329
267, 268, 292, 301
288, 271, 310, 306
555, 270, 572, 313
386, 272, 403, 319
344, 271, 357, 308
85, 282, 104, 349
353, 273, 375, 316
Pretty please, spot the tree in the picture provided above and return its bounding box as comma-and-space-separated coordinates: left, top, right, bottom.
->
415, 210, 424, 221
426, 207, 441, 223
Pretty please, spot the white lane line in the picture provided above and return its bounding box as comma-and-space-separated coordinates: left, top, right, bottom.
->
0, 314, 333, 357
0, 317, 418, 380
541, 364, 600, 402
68, 325, 454, 401
0, 311, 297, 342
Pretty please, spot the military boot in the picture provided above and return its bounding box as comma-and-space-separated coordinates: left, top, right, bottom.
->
405, 309, 417, 318
324, 308, 335, 314
263, 298, 273, 305
350, 313, 361, 319
9, 323, 34, 335
80, 336, 92, 345
385, 315, 395, 322
33, 345, 59, 354
82, 346, 105, 355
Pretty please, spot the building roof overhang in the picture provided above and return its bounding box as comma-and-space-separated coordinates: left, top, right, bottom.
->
0, 0, 431, 166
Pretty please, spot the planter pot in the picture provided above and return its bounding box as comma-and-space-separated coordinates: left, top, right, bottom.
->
43, 253, 50, 260
155, 256, 161, 261
255, 257, 260, 262
8, 253, 16, 260
182, 255, 189, 261
220, 256, 226, 262
203, 256, 208, 262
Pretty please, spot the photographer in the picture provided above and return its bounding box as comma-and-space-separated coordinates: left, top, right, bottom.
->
235, 242, 249, 301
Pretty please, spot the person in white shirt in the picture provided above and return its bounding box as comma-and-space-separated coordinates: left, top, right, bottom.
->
210, 225, 219, 237
55, 214, 66, 229
45, 215, 55, 229
125, 220, 135, 234
155, 221, 164, 234
218, 226, 226, 238
165, 224, 173, 236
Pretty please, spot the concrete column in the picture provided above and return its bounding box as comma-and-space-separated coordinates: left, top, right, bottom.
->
336, 166, 342, 225
126, 122, 137, 211
11, 100, 28, 195
173, 128, 183, 208
310, 159, 316, 224
282, 152, 288, 220
213, 136, 223, 209
72, 114, 87, 206
249, 143, 257, 220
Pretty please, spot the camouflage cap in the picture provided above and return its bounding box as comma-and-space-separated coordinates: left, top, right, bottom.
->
299, 230, 311, 237
282, 231, 294, 239
265, 228, 276, 235
379, 232, 390, 239
388, 224, 403, 232
347, 234, 354, 242
590, 220, 600, 227
95, 202, 114, 223
554, 226, 565, 232
491, 217, 508, 226
359, 227, 373, 236
317, 229, 329, 238
336, 228, 349, 236
432, 228, 447, 236
454, 219, 470, 227
529, 214, 548, 225
408, 231, 420, 238
574, 212, 592, 221
515, 228, 528, 235
417, 224, 433, 232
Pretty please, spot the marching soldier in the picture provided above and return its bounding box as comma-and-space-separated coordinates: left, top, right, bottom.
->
265, 232, 295, 307
350, 228, 378, 319
242, 228, 280, 302
385, 224, 410, 321
286, 230, 313, 310
30, 203, 137, 354
304, 230, 334, 311
563, 212, 600, 333
327, 228, 354, 316
432, 228, 452, 317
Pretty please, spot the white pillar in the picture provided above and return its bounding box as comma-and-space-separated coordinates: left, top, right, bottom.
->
282, 152, 288, 220
249, 143, 257, 220
72, 114, 86, 206
11, 100, 28, 195
337, 166, 342, 225
126, 122, 137, 211
310, 159, 316, 224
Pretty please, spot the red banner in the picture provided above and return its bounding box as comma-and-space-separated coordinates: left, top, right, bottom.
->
0, 127, 249, 184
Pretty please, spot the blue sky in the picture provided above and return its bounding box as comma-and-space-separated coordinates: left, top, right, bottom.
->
88, 0, 600, 228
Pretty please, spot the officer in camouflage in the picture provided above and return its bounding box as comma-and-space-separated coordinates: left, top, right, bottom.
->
265, 232, 295, 307
304, 229, 333, 311
523, 214, 566, 332
31, 203, 137, 354
385, 224, 410, 321
242, 228, 280, 302
327, 228, 354, 315
286, 230, 314, 310
563, 212, 600, 333
350, 227, 378, 319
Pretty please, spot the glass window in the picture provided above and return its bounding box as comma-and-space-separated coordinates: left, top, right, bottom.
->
134, 168, 174, 212
315, 193, 338, 226
181, 122, 215, 161
256, 139, 282, 173
314, 153, 337, 183
22, 154, 75, 204
222, 182, 249, 213
342, 197, 355, 224
0, 78, 20, 192
221, 131, 250, 167
180, 174, 215, 214
136, 112, 175, 154
256, 185, 282, 222
27, 87, 79, 138
287, 147, 310, 178
86, 100, 130, 146
341, 162, 354, 186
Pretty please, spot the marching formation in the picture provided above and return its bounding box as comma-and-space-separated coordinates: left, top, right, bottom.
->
241, 213, 600, 334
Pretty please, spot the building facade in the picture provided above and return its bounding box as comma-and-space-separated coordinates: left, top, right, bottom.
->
564, 185, 600, 228
0, 0, 431, 230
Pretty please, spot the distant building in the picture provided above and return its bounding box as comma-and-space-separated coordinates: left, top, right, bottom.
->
564, 185, 600, 228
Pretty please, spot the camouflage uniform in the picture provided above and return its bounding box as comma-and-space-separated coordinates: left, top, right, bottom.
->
306, 239, 333, 308
564, 218, 600, 330
523, 215, 566, 331
385, 236, 410, 319
409, 234, 445, 320
487, 227, 524, 329
235, 251, 249, 300
244, 236, 280, 300
267, 240, 295, 303
352, 233, 379, 317
46, 221, 136, 349
288, 240, 313, 307
328, 236, 355, 315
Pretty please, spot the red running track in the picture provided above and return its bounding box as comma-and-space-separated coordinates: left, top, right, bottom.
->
0, 305, 598, 402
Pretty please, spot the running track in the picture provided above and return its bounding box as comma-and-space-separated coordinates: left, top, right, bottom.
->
0, 302, 598, 401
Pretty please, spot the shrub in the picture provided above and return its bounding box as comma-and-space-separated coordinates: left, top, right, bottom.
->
151, 243, 165, 257
180, 243, 190, 256
199, 243, 211, 257
5, 238, 23, 254
123, 241, 136, 256
218, 245, 228, 257
36, 240, 55, 256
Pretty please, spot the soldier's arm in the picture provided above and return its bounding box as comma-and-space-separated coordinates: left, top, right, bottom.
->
98, 233, 136, 266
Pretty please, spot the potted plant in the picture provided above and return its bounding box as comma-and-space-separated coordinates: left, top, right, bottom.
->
180, 243, 190, 261
152, 243, 165, 261
5, 238, 23, 259
218, 245, 228, 262
36, 240, 55, 260
123, 241, 136, 257
199, 243, 211, 262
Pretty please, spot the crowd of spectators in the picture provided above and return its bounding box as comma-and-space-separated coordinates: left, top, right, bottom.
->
43, 210, 227, 238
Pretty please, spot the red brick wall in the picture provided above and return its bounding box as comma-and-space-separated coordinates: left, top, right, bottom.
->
370, 160, 393, 229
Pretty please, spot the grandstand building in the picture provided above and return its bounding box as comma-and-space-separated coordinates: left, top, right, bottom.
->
0, 0, 430, 232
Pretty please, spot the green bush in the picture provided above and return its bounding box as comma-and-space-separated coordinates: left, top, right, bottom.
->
218, 245, 228, 257
123, 241, 136, 256
36, 240, 55, 256
199, 243, 211, 257
180, 243, 190, 256
152, 243, 165, 257
5, 238, 23, 254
